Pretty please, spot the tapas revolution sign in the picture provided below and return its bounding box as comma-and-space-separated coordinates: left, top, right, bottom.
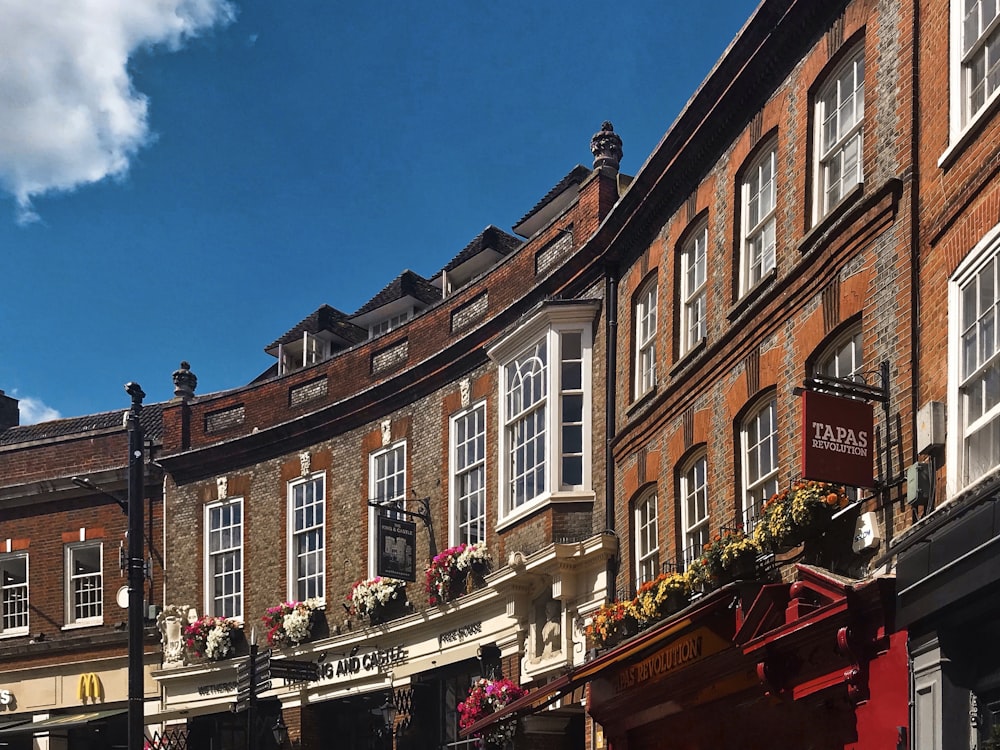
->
801, 389, 875, 488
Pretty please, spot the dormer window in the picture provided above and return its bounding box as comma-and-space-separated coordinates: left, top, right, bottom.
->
279, 332, 330, 375
370, 310, 412, 339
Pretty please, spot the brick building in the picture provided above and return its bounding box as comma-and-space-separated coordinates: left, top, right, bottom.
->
895, 0, 1000, 745
473, 0, 917, 747
0, 389, 164, 750
150, 126, 629, 749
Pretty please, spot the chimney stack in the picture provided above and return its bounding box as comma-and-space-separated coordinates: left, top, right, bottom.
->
0, 390, 19, 429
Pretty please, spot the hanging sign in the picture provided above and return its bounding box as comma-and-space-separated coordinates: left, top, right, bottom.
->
376, 515, 416, 582
801, 390, 875, 488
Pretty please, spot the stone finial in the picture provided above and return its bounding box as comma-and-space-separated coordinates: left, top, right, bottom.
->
591, 121, 623, 171
172, 361, 197, 400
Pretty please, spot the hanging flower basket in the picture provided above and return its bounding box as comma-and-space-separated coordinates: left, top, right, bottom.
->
425, 543, 492, 605
348, 576, 408, 624
635, 572, 690, 624
458, 677, 526, 748
698, 529, 761, 584
183, 615, 241, 661
586, 599, 641, 650
261, 598, 323, 648
753, 481, 850, 552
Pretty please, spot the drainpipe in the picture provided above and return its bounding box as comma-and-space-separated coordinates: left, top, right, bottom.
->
605, 264, 619, 597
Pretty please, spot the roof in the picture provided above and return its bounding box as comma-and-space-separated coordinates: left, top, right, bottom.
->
511, 165, 591, 236
352, 270, 441, 317
265, 304, 366, 352
0, 402, 164, 447
435, 225, 522, 276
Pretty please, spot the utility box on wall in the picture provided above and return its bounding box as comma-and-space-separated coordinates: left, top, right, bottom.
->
917, 401, 945, 455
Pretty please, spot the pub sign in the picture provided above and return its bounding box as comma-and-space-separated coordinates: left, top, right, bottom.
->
376, 514, 416, 582
801, 390, 875, 488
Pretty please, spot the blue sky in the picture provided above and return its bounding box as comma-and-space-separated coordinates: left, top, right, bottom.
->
0, 0, 759, 424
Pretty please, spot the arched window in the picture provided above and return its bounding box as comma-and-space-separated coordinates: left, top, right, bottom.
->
816, 325, 864, 380
679, 452, 708, 570
739, 140, 777, 296
741, 395, 779, 523
634, 276, 658, 398
634, 490, 659, 588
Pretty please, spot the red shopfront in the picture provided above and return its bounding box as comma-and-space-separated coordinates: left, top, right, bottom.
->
586, 566, 907, 750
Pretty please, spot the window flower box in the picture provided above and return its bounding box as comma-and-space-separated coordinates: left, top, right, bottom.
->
261, 598, 323, 648
425, 543, 492, 605
184, 615, 241, 661
348, 576, 408, 625
753, 481, 850, 552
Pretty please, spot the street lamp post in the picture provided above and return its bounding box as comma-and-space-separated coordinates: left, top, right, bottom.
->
125, 383, 146, 750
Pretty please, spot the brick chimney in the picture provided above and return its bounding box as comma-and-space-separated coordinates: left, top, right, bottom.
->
0, 390, 19, 429
591, 121, 623, 172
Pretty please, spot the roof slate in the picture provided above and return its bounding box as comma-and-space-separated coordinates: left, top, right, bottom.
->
435, 225, 522, 276
353, 270, 441, 316
0, 402, 164, 447
512, 165, 591, 233
266, 304, 366, 352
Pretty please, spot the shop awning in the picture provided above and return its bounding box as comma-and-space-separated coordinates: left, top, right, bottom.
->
0, 708, 126, 735
461, 605, 707, 738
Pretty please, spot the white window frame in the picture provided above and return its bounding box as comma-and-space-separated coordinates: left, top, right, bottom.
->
740, 143, 777, 295
370, 310, 412, 339
634, 276, 658, 398
368, 441, 407, 576
741, 396, 779, 520
0, 553, 28, 636
812, 45, 865, 224
680, 453, 709, 570
205, 497, 243, 620
680, 222, 708, 355
816, 326, 864, 380
634, 491, 659, 588
948, 222, 1000, 498
65, 542, 102, 627
288, 473, 325, 603
450, 402, 487, 547
488, 302, 596, 526
951, 0, 1000, 144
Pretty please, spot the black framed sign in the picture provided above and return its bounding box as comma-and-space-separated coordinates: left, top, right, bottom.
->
376, 514, 416, 581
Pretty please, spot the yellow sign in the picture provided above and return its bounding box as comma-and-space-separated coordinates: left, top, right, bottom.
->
78, 673, 103, 703
613, 627, 728, 693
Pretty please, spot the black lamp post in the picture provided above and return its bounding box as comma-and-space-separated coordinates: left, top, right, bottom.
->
125, 383, 146, 750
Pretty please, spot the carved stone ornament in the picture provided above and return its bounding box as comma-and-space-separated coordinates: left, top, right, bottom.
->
158, 604, 194, 668
590, 121, 623, 171
460, 378, 471, 408
299, 451, 311, 477
172, 360, 197, 400
381, 419, 392, 446
216, 476, 228, 500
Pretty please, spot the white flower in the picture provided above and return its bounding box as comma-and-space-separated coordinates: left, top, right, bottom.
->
282, 607, 312, 644
205, 623, 233, 660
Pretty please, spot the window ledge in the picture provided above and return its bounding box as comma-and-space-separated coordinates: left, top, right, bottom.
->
669, 338, 707, 378
939, 95, 1000, 170
61, 620, 103, 631
496, 491, 596, 533
0, 630, 28, 640
728, 268, 778, 323
801, 183, 865, 255
627, 385, 658, 417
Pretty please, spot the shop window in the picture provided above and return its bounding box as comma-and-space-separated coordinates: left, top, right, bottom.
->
813, 44, 865, 223
949, 224, 1000, 493
1, 553, 28, 635
66, 543, 102, 626
741, 395, 779, 523
953, 0, 1000, 137
488, 302, 595, 523
634, 490, 659, 588
679, 221, 708, 355
680, 453, 709, 569
289, 474, 325, 602
450, 402, 487, 546
634, 275, 658, 398
739, 142, 777, 295
206, 498, 243, 619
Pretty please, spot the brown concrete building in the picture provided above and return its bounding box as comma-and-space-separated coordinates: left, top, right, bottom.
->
151, 127, 629, 749
0, 390, 164, 750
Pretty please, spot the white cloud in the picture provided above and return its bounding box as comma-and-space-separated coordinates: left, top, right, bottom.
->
17, 396, 62, 425
0, 0, 235, 222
